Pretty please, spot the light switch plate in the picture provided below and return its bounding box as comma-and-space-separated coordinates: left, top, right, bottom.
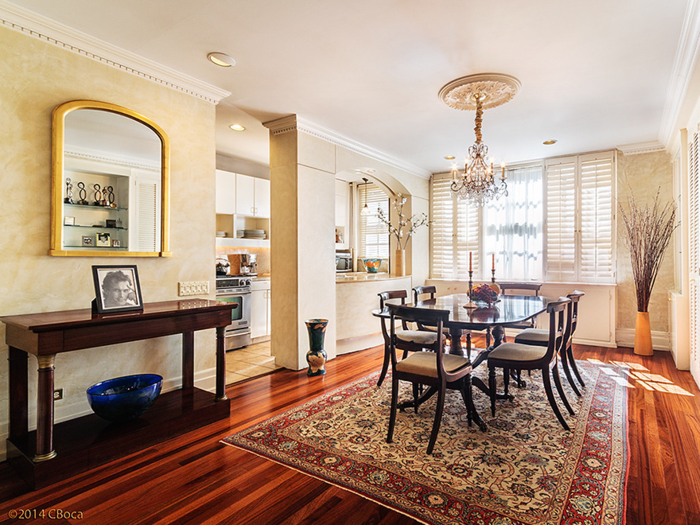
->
178, 281, 210, 296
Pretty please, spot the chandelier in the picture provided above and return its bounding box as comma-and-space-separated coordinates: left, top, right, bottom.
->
439, 73, 521, 207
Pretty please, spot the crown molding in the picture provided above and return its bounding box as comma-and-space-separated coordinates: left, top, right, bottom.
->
264, 115, 432, 179
616, 141, 666, 156
659, 0, 700, 147
0, 0, 230, 104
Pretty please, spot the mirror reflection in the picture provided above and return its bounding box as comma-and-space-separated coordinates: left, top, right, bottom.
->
50, 101, 170, 257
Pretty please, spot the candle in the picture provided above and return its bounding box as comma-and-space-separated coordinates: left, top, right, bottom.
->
469, 251, 472, 272
492, 253, 495, 270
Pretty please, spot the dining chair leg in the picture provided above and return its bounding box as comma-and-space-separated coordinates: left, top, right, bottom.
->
552, 361, 575, 416
503, 367, 510, 398
541, 367, 570, 431
387, 374, 399, 443
559, 349, 581, 397
489, 366, 497, 417
412, 383, 420, 413
377, 344, 390, 387
427, 383, 446, 455
567, 345, 586, 389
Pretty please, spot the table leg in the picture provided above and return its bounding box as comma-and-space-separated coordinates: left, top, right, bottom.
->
35, 355, 57, 462
448, 327, 465, 356
8, 347, 28, 441
215, 327, 227, 401
398, 386, 437, 412
182, 331, 194, 389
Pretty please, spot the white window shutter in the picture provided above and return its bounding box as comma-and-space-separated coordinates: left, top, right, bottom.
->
430, 175, 456, 278
689, 131, 699, 363
358, 182, 389, 258
545, 157, 577, 281
579, 152, 615, 283
456, 195, 480, 278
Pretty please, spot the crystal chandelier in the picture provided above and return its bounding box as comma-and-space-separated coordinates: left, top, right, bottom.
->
439, 73, 521, 207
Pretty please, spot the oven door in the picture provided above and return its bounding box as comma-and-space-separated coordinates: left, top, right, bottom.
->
218, 291, 251, 330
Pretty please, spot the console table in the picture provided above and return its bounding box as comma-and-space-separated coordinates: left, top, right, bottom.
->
1, 299, 235, 489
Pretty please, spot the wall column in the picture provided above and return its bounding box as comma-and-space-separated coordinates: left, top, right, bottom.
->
265, 116, 337, 370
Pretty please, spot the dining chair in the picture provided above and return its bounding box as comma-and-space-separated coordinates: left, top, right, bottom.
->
487, 297, 574, 430
498, 282, 543, 338
514, 290, 586, 396
377, 290, 440, 387
386, 302, 473, 454
412, 286, 458, 342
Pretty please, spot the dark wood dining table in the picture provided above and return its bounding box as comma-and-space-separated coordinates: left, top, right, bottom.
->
373, 293, 552, 430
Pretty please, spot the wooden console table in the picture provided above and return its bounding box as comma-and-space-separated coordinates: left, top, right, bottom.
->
1, 299, 235, 489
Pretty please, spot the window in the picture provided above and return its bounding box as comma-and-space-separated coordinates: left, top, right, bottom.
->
545, 152, 615, 283
358, 181, 389, 258
430, 150, 615, 283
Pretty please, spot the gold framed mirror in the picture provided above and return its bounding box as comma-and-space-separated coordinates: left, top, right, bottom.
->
50, 100, 171, 257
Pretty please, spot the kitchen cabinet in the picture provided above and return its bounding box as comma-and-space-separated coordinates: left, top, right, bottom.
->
251, 280, 272, 340
236, 174, 270, 218
215, 170, 236, 214
335, 179, 349, 248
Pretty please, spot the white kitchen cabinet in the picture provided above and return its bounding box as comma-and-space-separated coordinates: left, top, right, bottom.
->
251, 280, 272, 340
236, 174, 270, 218
335, 179, 349, 248
215, 169, 236, 214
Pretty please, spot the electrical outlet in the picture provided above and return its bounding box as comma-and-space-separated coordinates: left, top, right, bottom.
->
178, 281, 210, 296
54, 389, 63, 401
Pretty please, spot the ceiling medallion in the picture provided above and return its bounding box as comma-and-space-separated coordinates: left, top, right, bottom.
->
439, 73, 520, 207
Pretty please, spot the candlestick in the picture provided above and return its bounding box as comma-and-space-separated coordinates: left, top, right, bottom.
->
465, 270, 477, 309
491, 268, 496, 283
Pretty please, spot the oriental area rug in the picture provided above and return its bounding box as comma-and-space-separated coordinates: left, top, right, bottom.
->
222, 362, 628, 525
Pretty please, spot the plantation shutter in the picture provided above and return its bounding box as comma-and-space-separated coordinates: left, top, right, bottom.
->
456, 194, 480, 278
136, 180, 157, 252
545, 157, 577, 281
358, 182, 389, 258
430, 175, 456, 278
579, 152, 615, 282
689, 130, 700, 365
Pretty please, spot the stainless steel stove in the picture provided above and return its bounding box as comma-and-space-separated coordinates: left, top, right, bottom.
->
216, 275, 252, 350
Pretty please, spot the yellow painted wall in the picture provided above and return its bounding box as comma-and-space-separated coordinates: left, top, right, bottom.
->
0, 26, 217, 453
616, 150, 675, 332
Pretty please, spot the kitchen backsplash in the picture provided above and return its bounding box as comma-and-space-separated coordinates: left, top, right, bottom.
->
216, 246, 270, 276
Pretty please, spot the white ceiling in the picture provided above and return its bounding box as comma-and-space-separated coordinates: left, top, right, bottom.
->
8, 0, 692, 173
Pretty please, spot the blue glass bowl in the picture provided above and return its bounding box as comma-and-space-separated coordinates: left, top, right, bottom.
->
86, 374, 163, 423
361, 258, 382, 273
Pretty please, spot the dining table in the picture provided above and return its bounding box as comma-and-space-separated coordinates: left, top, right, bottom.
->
373, 292, 552, 430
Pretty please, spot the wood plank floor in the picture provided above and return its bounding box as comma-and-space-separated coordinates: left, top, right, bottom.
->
1, 339, 699, 524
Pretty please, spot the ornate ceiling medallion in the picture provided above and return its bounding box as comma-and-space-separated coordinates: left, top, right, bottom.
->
438, 73, 521, 111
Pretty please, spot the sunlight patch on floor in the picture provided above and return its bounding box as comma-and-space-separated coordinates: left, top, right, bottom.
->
584, 359, 693, 395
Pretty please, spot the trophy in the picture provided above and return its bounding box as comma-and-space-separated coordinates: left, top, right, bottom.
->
93, 184, 104, 206
106, 186, 116, 208
77, 181, 88, 205
64, 178, 74, 204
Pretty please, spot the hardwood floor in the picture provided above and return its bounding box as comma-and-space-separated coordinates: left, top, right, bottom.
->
0, 339, 699, 524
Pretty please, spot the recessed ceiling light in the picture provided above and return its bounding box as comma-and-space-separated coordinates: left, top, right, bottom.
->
444, 156, 455, 160
207, 52, 236, 67
229, 124, 245, 131
366, 169, 376, 173
543, 139, 557, 145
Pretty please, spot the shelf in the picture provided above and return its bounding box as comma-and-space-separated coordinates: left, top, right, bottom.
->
65, 224, 127, 230
64, 245, 129, 250
64, 203, 127, 211
216, 237, 269, 248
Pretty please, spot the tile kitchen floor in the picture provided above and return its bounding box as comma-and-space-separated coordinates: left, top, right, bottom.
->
225, 340, 281, 384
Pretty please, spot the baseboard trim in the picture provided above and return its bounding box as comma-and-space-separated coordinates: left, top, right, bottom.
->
615, 328, 671, 351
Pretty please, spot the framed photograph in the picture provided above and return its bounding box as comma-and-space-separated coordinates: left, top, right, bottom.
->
112, 239, 121, 248
92, 265, 143, 313
96, 232, 111, 247
105, 219, 117, 228
64, 216, 75, 226
82, 236, 94, 247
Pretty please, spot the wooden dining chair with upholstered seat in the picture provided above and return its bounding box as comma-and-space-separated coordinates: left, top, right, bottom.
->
386, 302, 473, 454
411, 286, 460, 342
377, 290, 441, 387
514, 291, 586, 396
487, 297, 574, 430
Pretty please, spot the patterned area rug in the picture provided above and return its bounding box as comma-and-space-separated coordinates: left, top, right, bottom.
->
222, 362, 628, 524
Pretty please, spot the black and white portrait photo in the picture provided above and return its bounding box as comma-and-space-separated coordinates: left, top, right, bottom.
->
92, 265, 143, 313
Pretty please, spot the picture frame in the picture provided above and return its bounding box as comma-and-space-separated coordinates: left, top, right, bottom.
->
112, 239, 121, 248
64, 216, 75, 226
105, 219, 117, 228
92, 265, 143, 313
82, 236, 94, 247
96, 232, 111, 247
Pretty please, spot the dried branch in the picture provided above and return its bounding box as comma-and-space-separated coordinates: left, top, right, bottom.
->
618, 188, 677, 312
376, 193, 432, 250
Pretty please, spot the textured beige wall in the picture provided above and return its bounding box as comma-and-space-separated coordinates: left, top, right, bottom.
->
0, 27, 216, 441
616, 150, 675, 332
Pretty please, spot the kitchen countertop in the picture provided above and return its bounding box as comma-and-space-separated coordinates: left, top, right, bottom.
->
336, 273, 410, 283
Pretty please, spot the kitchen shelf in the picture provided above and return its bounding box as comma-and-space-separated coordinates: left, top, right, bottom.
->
65, 225, 128, 230
216, 237, 269, 248
64, 203, 128, 211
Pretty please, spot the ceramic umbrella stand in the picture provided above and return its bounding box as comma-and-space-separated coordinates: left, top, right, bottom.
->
305, 319, 328, 376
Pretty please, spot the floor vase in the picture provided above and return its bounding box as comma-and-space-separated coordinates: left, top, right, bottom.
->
305, 319, 328, 376
634, 311, 653, 356
395, 249, 405, 277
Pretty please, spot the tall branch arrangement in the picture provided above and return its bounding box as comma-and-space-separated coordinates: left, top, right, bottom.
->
376, 193, 431, 250
618, 189, 676, 312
